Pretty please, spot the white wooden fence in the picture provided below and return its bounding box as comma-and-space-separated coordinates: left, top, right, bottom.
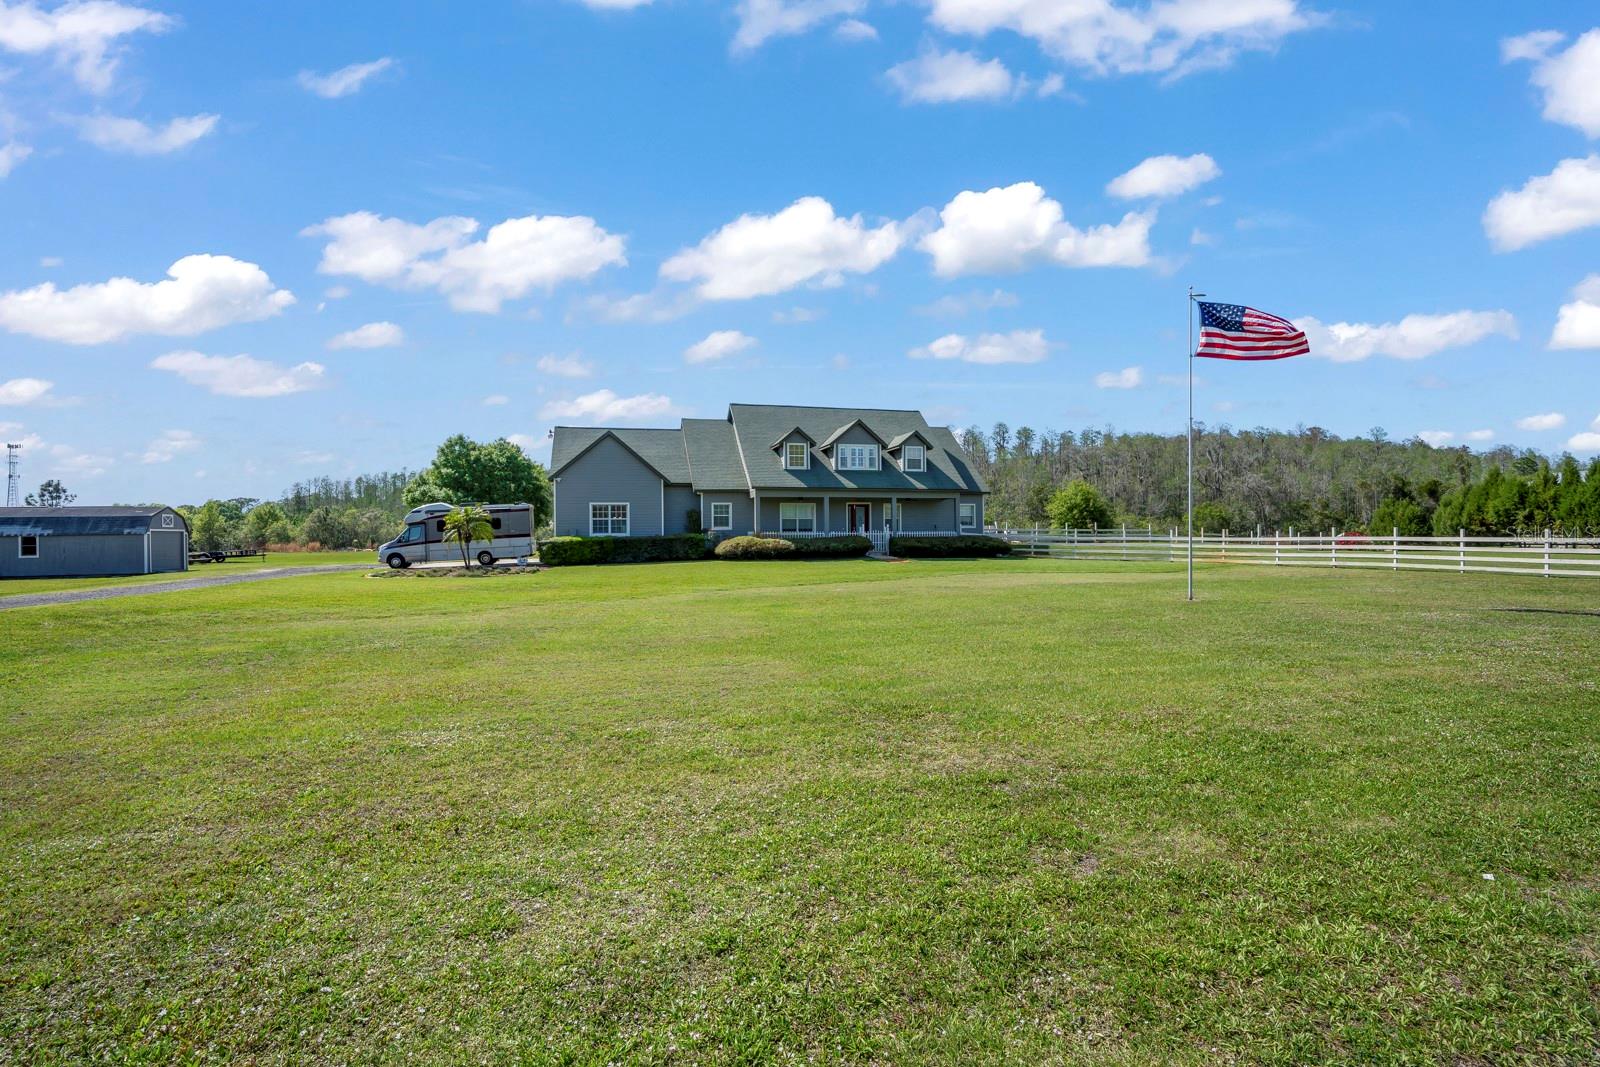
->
991, 526, 1600, 579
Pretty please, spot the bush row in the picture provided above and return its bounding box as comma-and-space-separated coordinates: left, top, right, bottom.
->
889, 534, 1011, 558
541, 533, 710, 566
714, 534, 874, 560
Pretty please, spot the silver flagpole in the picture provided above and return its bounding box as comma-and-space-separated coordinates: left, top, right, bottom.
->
1186, 287, 1204, 601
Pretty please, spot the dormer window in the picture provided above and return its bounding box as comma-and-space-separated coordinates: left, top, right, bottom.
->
784, 441, 810, 469
836, 444, 879, 471
902, 445, 925, 473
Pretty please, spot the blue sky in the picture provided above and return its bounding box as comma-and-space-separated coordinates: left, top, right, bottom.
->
2, 0, 1598, 504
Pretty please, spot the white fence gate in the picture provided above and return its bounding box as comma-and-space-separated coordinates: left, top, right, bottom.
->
991, 527, 1600, 580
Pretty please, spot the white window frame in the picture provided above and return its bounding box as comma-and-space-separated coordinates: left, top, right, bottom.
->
902, 445, 926, 473
959, 502, 977, 530
779, 502, 816, 533
709, 501, 732, 530
19, 534, 39, 558
784, 441, 810, 470
835, 444, 879, 471
589, 502, 630, 536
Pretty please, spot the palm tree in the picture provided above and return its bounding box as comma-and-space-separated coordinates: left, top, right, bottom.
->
440, 505, 494, 570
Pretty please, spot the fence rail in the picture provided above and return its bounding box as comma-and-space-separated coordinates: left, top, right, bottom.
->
990, 527, 1600, 579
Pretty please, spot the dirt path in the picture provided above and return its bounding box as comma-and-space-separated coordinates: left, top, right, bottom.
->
0, 565, 370, 610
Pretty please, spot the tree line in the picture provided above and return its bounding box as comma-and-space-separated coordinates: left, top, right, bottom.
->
178, 435, 553, 552
960, 423, 1600, 536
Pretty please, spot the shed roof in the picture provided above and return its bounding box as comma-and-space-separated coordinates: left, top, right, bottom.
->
0, 506, 185, 536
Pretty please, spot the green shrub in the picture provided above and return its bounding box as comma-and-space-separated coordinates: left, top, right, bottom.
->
714, 535, 795, 560
788, 535, 872, 559
889, 534, 1012, 558
541, 533, 710, 566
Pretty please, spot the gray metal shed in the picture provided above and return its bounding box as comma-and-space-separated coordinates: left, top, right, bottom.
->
0, 506, 190, 579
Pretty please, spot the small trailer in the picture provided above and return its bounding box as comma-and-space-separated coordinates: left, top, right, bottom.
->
188, 549, 269, 565
377, 502, 535, 569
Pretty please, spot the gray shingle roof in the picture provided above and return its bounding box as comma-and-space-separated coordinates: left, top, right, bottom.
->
549, 405, 988, 495
728, 404, 986, 493
549, 427, 692, 483
0, 506, 184, 536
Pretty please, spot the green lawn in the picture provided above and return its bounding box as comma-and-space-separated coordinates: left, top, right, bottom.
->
0, 550, 374, 597
2, 559, 1598, 1064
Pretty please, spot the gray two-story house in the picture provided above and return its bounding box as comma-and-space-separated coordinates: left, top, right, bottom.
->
550, 404, 987, 540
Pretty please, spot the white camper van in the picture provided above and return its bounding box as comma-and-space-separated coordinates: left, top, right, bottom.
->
377, 502, 535, 569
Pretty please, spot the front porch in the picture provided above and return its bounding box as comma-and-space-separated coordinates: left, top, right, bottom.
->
749, 492, 979, 539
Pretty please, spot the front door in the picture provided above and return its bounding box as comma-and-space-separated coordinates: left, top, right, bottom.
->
846, 503, 870, 534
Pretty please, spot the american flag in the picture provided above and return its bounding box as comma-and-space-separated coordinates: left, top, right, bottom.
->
1195, 302, 1310, 361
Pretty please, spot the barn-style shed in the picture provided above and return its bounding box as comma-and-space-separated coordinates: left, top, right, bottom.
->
0, 506, 190, 579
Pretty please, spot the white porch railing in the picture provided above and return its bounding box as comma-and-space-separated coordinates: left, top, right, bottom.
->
989, 526, 1600, 579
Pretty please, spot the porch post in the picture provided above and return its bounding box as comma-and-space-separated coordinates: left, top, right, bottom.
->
823, 495, 830, 531
752, 493, 759, 534
891, 495, 897, 533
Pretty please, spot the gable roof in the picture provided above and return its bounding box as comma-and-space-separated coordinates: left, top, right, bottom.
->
0, 506, 185, 536
727, 404, 986, 493
549, 405, 988, 496
549, 427, 692, 483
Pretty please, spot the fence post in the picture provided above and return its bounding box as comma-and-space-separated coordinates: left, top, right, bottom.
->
1330, 527, 1337, 568
1121, 523, 1127, 561
1392, 527, 1399, 571
1544, 528, 1551, 577
1222, 528, 1228, 561
1459, 528, 1465, 574
1274, 528, 1280, 566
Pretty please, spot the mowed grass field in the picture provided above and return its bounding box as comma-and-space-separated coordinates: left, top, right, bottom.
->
0, 551, 375, 598
2, 559, 1598, 1065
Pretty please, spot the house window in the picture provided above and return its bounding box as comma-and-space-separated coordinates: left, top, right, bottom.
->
959, 503, 977, 529
902, 445, 926, 473
19, 535, 39, 558
835, 444, 879, 471
779, 502, 816, 533
784, 442, 810, 469
590, 502, 629, 536
710, 501, 732, 530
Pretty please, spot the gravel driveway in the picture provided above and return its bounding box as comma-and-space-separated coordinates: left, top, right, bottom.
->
0, 564, 370, 610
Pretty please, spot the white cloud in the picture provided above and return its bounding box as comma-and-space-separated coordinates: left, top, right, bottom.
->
539, 388, 676, 422
835, 17, 877, 41
39, 256, 62, 268
1416, 430, 1454, 447
42, 441, 109, 476
1515, 412, 1565, 431
1107, 153, 1220, 199
0, 140, 31, 176
1094, 365, 1143, 388
1484, 155, 1600, 251
573, 289, 699, 323
537, 353, 594, 378
1462, 429, 1493, 442
685, 329, 757, 364
140, 428, 199, 464
1550, 274, 1600, 350
505, 432, 546, 454
732, 0, 861, 52
0, 254, 294, 344
297, 57, 394, 99
150, 351, 325, 398
1189, 227, 1214, 246
772, 305, 823, 324
0, 0, 172, 93
887, 47, 1031, 103
77, 113, 218, 154
1502, 29, 1600, 137
918, 181, 1152, 275
661, 196, 904, 300
909, 328, 1049, 364
305, 210, 625, 313
0, 377, 52, 405
482, 394, 509, 406
923, 0, 1318, 80
1297, 310, 1517, 362
914, 288, 1019, 316
1568, 431, 1600, 452
327, 321, 404, 349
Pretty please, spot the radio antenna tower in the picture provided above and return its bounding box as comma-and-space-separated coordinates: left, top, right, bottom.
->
5, 442, 19, 507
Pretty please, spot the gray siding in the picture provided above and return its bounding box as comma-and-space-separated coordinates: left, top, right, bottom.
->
150, 530, 188, 572
552, 435, 665, 537
663, 486, 699, 534
0, 533, 151, 578
959, 494, 985, 531
699, 492, 754, 535
898, 497, 956, 532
